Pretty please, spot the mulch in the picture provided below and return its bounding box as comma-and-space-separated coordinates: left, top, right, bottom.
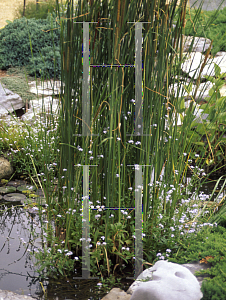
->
0, 70, 9, 78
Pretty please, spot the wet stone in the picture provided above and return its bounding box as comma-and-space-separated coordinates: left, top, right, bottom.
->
6, 180, 24, 187
17, 184, 36, 192
35, 188, 45, 197
0, 186, 17, 194
3, 193, 27, 202
20, 198, 37, 205
27, 207, 40, 215
37, 197, 47, 206
0, 289, 35, 300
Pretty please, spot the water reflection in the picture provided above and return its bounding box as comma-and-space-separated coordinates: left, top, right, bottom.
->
1, 176, 223, 299
0, 201, 130, 300
0, 202, 43, 297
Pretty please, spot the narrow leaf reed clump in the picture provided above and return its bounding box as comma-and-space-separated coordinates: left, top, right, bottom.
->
31, 0, 226, 279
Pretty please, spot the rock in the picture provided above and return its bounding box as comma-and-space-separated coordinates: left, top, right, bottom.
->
169, 81, 213, 101
20, 197, 37, 205
0, 186, 16, 194
29, 80, 62, 96
101, 288, 131, 300
181, 51, 226, 80
0, 289, 35, 300
214, 51, 226, 57
181, 261, 212, 287
183, 36, 212, 53
21, 96, 60, 123
127, 260, 203, 300
17, 184, 36, 192
0, 157, 13, 180
0, 82, 24, 116
181, 52, 215, 79
212, 53, 226, 74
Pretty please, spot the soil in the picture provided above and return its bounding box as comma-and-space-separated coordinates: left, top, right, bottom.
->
0, 0, 35, 29
0, 70, 8, 78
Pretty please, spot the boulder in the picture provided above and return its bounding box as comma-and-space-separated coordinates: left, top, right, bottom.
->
101, 288, 131, 300
0, 82, 24, 116
0, 157, 13, 179
168, 81, 213, 101
183, 36, 212, 53
21, 96, 60, 124
181, 52, 215, 79
0, 289, 35, 300
181, 51, 226, 80
29, 80, 62, 96
3, 193, 27, 202
127, 260, 203, 300
212, 53, 226, 74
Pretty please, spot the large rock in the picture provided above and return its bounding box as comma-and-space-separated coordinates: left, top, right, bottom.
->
0, 156, 13, 179
0, 289, 35, 300
212, 53, 226, 74
181, 51, 226, 80
168, 81, 213, 101
181, 52, 215, 79
183, 36, 212, 53
21, 96, 60, 124
101, 288, 131, 300
29, 80, 62, 96
0, 82, 24, 116
127, 260, 203, 300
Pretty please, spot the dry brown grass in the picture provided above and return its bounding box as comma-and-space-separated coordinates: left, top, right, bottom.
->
0, 0, 35, 29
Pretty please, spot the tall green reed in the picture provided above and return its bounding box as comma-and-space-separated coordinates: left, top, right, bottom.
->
33, 0, 225, 276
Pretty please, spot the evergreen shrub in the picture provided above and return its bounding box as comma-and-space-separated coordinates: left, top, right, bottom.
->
184, 7, 226, 55
0, 15, 61, 78
169, 225, 226, 299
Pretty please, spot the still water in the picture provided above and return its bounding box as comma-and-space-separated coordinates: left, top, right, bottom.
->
0, 202, 107, 300
0, 200, 133, 300
0, 177, 225, 299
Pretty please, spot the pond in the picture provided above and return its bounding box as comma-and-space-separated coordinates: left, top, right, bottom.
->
0, 177, 225, 299
0, 181, 134, 300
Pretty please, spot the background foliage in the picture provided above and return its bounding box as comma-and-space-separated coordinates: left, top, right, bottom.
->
0, 15, 61, 78
184, 6, 226, 55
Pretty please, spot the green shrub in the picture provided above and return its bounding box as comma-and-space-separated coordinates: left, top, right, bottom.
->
169, 225, 226, 299
26, 45, 61, 78
184, 7, 226, 55
14, 0, 57, 20
0, 15, 61, 78
201, 276, 226, 300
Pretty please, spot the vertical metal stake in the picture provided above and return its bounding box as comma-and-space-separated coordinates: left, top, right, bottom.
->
82, 21, 90, 136
82, 165, 90, 278
135, 22, 143, 136
135, 165, 143, 278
